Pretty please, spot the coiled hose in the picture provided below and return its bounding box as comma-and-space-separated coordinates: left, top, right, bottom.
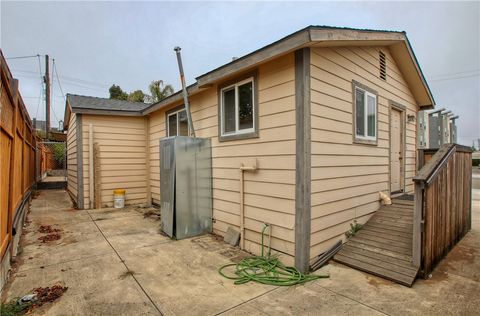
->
218, 225, 329, 286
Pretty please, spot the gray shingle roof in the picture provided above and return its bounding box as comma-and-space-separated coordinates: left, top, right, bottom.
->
67, 94, 149, 113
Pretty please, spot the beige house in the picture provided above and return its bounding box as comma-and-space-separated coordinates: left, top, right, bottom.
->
64, 26, 434, 272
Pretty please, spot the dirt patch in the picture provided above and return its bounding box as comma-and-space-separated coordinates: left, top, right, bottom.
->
32, 284, 68, 306
191, 235, 228, 252
38, 233, 61, 243
1, 283, 67, 315
135, 206, 161, 220
37, 224, 63, 243
366, 275, 393, 287
38, 225, 61, 234
446, 244, 477, 266
143, 209, 161, 219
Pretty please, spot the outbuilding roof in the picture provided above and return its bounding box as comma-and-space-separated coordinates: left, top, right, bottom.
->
67, 94, 149, 114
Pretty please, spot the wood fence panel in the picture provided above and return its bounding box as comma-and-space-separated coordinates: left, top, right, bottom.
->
1, 50, 36, 258
0, 133, 12, 255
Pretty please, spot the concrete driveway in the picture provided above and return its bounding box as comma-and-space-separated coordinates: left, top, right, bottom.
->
2, 177, 479, 315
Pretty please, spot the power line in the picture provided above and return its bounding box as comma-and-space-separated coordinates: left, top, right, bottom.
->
429, 73, 479, 82
429, 69, 479, 79
52, 59, 66, 102
35, 84, 43, 119
50, 61, 60, 124
11, 68, 109, 91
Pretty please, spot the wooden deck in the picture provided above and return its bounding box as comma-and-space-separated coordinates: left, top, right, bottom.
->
334, 196, 419, 287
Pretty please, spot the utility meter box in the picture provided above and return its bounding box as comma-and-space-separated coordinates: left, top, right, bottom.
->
159, 136, 212, 239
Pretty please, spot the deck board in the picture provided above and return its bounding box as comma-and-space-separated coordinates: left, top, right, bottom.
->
334, 197, 419, 286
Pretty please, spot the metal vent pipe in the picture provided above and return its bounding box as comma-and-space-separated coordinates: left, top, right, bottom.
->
174, 47, 195, 137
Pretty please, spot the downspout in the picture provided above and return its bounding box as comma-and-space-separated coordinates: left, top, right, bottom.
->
239, 160, 257, 250
174, 47, 195, 137
88, 124, 94, 209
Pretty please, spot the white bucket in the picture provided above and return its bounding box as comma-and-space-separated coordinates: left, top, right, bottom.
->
113, 189, 125, 208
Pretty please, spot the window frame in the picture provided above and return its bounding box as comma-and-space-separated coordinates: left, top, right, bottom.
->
218, 72, 259, 142
166, 106, 190, 137
352, 81, 378, 146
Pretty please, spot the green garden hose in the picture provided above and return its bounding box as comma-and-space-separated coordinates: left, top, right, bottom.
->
218, 225, 329, 286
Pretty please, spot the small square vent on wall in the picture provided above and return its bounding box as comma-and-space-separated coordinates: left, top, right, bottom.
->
379, 51, 387, 81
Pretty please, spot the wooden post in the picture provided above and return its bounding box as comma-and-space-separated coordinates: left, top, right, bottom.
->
93, 142, 101, 209
44, 55, 50, 137
412, 182, 423, 268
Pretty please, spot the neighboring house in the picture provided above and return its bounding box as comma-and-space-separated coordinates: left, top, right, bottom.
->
64, 26, 436, 271
417, 109, 459, 149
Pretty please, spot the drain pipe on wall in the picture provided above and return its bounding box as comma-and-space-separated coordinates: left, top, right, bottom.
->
174, 47, 195, 137
88, 124, 94, 209
239, 160, 257, 250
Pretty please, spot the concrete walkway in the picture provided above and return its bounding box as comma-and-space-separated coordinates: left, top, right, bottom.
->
2, 179, 479, 315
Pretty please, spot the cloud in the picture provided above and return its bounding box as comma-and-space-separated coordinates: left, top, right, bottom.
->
2, 1, 479, 144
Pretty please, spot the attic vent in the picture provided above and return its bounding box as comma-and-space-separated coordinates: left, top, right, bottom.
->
379, 51, 387, 81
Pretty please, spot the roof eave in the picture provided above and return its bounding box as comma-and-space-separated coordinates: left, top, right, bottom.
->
129, 27, 437, 115
71, 107, 144, 117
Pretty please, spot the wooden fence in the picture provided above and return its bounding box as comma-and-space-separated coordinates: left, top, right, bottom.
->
413, 144, 472, 276
37, 142, 55, 180
0, 51, 36, 259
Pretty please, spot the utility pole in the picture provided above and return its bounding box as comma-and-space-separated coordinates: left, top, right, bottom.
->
44, 54, 50, 138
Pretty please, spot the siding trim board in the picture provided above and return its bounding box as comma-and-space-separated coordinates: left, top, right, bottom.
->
294, 48, 311, 273
76, 114, 84, 209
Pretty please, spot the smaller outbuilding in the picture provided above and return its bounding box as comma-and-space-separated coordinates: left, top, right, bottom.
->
64, 94, 150, 209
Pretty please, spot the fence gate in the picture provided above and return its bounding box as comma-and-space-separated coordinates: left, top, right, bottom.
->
36, 141, 67, 185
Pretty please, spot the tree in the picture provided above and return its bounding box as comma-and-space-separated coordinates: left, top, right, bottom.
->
109, 84, 128, 100
51, 143, 66, 168
128, 90, 146, 102
148, 80, 174, 103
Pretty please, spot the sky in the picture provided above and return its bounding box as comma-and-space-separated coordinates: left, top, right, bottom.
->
1, 1, 479, 146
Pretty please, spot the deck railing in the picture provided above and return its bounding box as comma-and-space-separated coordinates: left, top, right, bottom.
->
413, 144, 472, 276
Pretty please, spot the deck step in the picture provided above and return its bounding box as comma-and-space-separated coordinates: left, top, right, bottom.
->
334, 201, 419, 287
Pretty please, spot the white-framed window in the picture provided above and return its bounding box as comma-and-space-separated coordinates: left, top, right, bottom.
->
220, 77, 255, 137
354, 86, 377, 142
167, 108, 189, 137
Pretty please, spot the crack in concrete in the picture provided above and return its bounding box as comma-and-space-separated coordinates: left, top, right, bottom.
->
85, 209, 165, 316
314, 284, 391, 315
214, 287, 281, 316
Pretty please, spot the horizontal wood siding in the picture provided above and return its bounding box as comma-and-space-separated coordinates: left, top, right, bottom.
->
66, 112, 78, 201
81, 115, 147, 208
149, 53, 296, 264
309, 46, 419, 260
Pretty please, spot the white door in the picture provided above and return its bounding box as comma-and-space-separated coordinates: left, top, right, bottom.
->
390, 109, 402, 192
